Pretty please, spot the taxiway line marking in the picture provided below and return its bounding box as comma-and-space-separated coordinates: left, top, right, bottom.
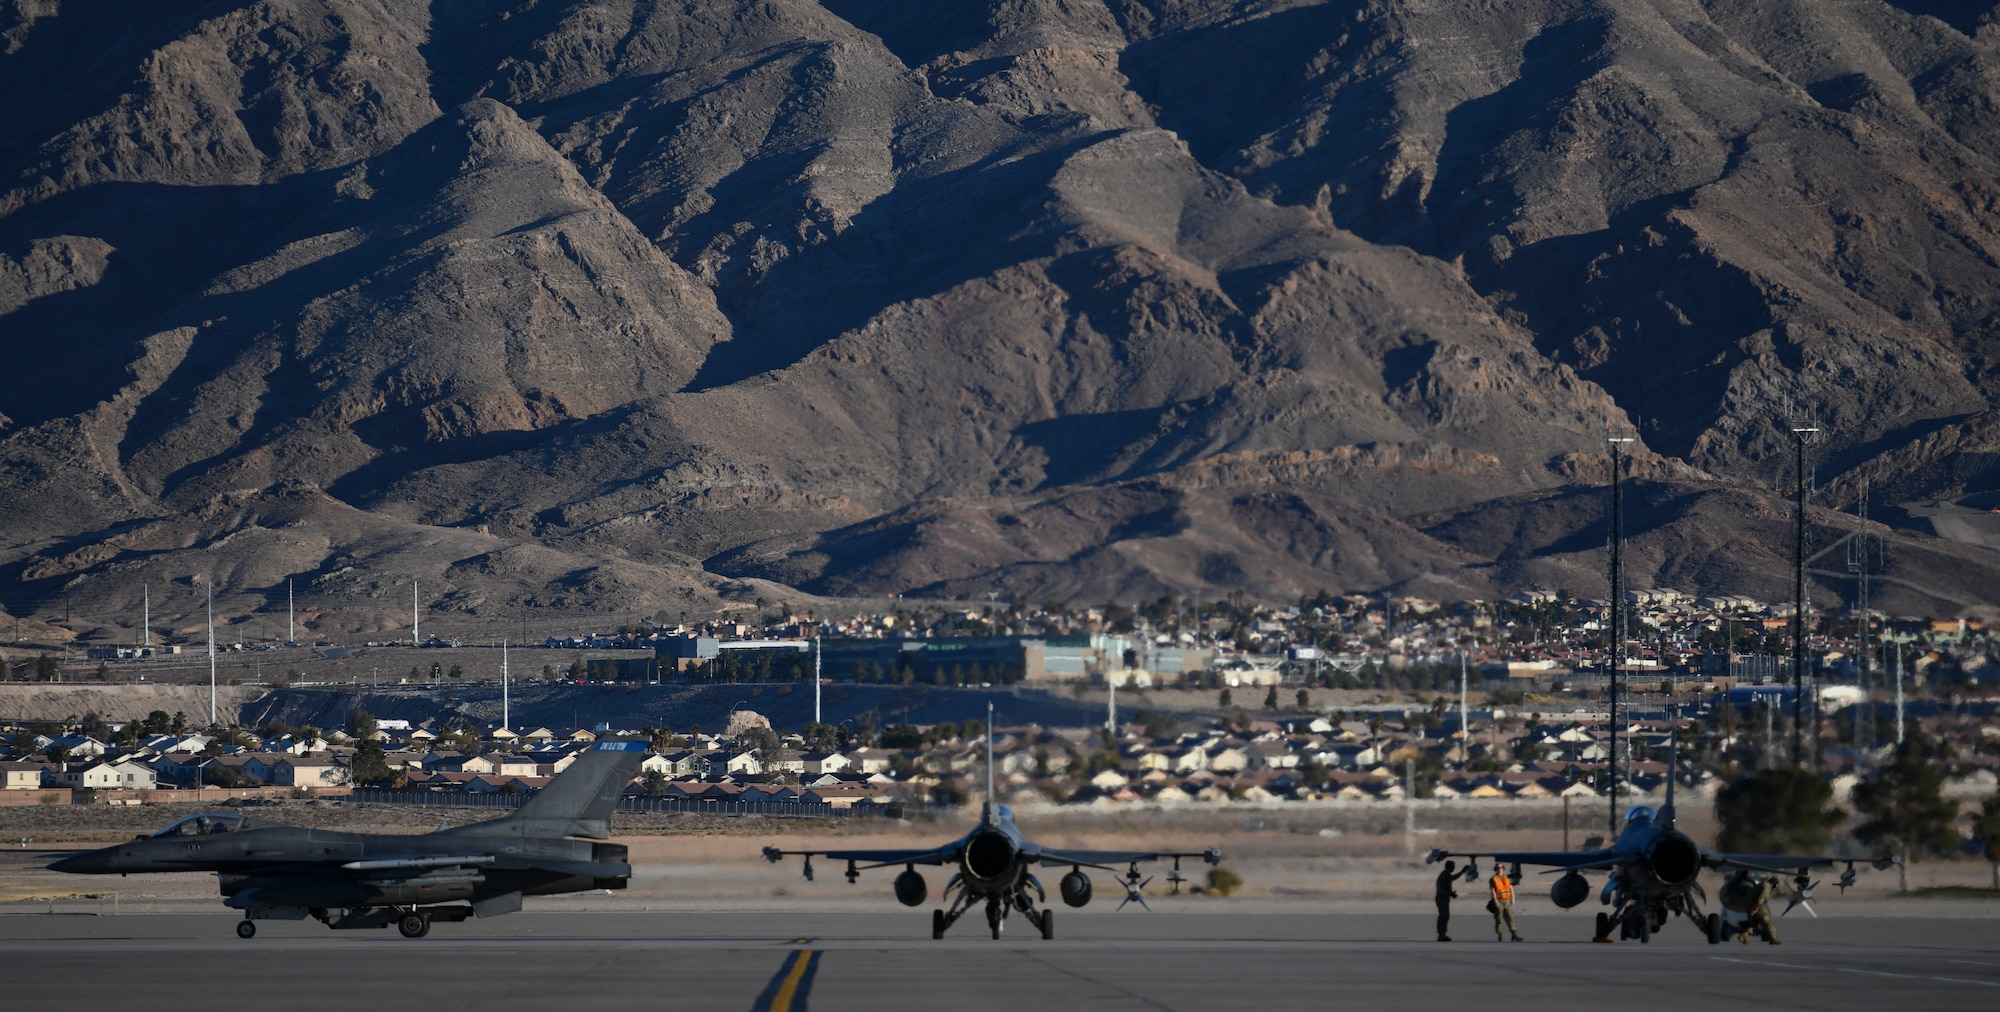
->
1709, 957, 2000, 988
753, 948, 822, 1012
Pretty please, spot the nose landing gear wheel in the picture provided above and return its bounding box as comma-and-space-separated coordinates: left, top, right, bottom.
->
397, 912, 430, 938
1039, 910, 1054, 940
236, 920, 256, 939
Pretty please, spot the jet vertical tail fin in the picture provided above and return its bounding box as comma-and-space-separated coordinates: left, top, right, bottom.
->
1662, 714, 1679, 830
983, 701, 997, 826
469, 740, 647, 840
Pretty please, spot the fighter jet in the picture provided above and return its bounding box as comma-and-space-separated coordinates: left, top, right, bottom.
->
1425, 724, 1883, 943
47, 739, 649, 939
763, 706, 1221, 939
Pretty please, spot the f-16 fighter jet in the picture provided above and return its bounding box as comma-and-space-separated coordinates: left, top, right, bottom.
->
49, 740, 649, 939
765, 705, 1220, 939
1427, 723, 1886, 943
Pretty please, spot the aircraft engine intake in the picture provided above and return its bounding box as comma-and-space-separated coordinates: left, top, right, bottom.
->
964, 832, 1016, 882
1060, 869, 1092, 907
1550, 871, 1589, 909
893, 869, 928, 907
1649, 833, 1702, 887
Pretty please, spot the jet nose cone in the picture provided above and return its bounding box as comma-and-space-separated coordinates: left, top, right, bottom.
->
48, 849, 114, 874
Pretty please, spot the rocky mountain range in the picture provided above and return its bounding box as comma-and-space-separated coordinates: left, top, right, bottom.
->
3, 0, 1999, 644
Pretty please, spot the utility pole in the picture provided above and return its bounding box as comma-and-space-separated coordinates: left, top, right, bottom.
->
1790, 424, 1819, 767
1107, 678, 1118, 738
1894, 642, 1905, 746
1607, 434, 1632, 839
205, 581, 217, 728
1848, 480, 1883, 745
1458, 646, 1470, 768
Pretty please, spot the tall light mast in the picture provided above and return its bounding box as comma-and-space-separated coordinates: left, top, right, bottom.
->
287, 578, 295, 645
1790, 425, 1819, 766
501, 639, 510, 734
1607, 434, 1632, 839
142, 583, 151, 648
206, 581, 218, 727
412, 580, 420, 646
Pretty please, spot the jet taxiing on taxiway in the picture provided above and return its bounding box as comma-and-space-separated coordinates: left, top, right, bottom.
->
765, 705, 1221, 939
48, 739, 649, 938
1426, 724, 1887, 943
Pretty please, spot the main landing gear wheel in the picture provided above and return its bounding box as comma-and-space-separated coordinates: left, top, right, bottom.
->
1594, 911, 1612, 942
932, 909, 946, 940
1040, 910, 1054, 940
397, 912, 430, 939
1705, 913, 1723, 945
236, 920, 257, 939
991, 918, 1003, 940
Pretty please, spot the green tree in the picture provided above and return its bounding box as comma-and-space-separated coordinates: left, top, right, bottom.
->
641, 769, 670, 797
1852, 739, 1961, 891
1263, 685, 1279, 710
1219, 688, 1232, 709
350, 737, 397, 787
347, 709, 379, 739
171, 711, 187, 736
1714, 768, 1845, 855
1295, 689, 1311, 710
1972, 792, 2000, 891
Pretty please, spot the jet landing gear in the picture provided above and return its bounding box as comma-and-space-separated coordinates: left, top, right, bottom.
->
397, 911, 430, 938
236, 920, 256, 939
929, 883, 1053, 940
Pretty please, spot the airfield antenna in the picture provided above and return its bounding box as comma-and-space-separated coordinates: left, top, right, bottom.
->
1607, 434, 1633, 839
502, 639, 510, 734
206, 581, 217, 727
1790, 424, 1820, 767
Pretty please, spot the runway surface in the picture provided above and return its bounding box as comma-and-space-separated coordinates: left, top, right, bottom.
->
3, 909, 1996, 1010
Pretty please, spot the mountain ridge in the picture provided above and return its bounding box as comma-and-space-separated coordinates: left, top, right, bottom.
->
2, 0, 1998, 642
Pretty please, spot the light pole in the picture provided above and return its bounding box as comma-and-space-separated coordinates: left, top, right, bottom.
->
1790, 424, 1819, 767
1606, 434, 1632, 839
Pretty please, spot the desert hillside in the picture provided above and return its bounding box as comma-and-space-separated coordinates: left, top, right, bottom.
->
3, 1, 1998, 641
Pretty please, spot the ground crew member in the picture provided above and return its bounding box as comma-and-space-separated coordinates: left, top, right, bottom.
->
1435, 860, 1457, 941
1489, 867, 1522, 941
1740, 874, 1783, 945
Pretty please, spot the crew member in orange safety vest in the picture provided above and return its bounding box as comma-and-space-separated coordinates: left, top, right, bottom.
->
1488, 868, 1523, 942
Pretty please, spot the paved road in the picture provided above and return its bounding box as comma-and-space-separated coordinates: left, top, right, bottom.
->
3, 910, 1996, 1010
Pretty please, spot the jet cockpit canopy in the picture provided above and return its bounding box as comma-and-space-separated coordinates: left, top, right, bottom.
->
151, 813, 246, 838
1623, 805, 1656, 824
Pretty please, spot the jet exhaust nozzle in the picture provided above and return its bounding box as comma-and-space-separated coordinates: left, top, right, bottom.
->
893, 869, 928, 907
963, 831, 1015, 882
1060, 870, 1092, 907
1649, 833, 1702, 888
1550, 871, 1589, 909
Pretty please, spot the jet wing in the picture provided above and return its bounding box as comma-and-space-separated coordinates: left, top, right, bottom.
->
1705, 852, 1835, 874
762, 843, 963, 871
1027, 846, 1223, 870
1426, 847, 1620, 872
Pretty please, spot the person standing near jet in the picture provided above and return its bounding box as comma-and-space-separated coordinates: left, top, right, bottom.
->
1488, 866, 1522, 941
1740, 873, 1783, 945
1434, 860, 1458, 941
